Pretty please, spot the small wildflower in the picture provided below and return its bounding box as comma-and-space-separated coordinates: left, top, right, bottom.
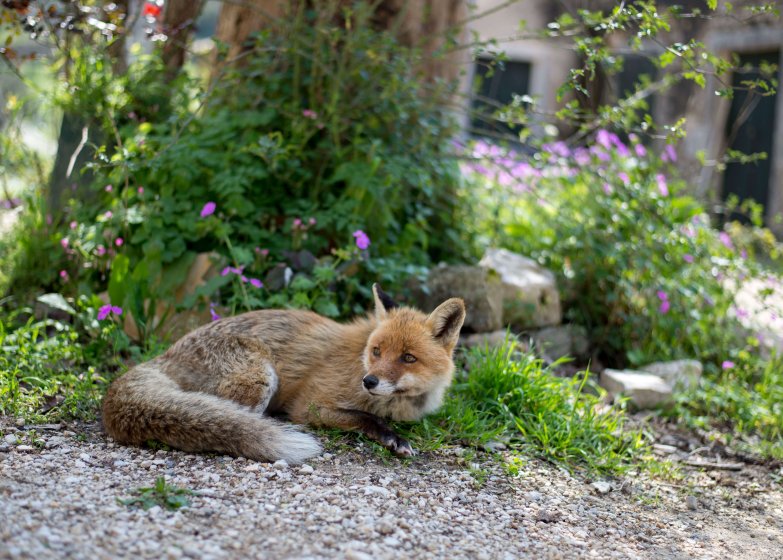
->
255, 247, 270, 257
59, 270, 69, 280
741, 249, 748, 259
657, 290, 668, 301
659, 300, 671, 314
309, 217, 317, 226
69, 221, 77, 230
719, 231, 733, 250
634, 143, 647, 157
210, 304, 221, 321
721, 360, 735, 370
240, 275, 249, 283
618, 172, 629, 185
302, 109, 318, 119
105, 184, 113, 193
662, 144, 677, 163
353, 230, 371, 250
137, 187, 145, 195
115, 238, 124, 247
200, 202, 216, 218
656, 174, 669, 196
602, 183, 612, 195
96, 245, 106, 256
293, 218, 302, 228
683, 254, 694, 264
104, 211, 113, 219
60, 238, 69, 249
97, 305, 123, 320
249, 278, 263, 288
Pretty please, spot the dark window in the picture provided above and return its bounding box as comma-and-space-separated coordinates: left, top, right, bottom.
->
470, 57, 531, 139
722, 50, 780, 223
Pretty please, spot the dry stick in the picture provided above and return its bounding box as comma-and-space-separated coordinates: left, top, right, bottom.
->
684, 460, 744, 471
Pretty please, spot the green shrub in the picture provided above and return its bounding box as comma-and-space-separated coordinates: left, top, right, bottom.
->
464, 134, 780, 369
46, 3, 465, 340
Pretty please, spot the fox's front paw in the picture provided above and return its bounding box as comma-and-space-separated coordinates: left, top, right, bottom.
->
381, 433, 416, 457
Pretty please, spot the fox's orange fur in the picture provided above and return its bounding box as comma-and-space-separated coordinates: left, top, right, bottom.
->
102, 285, 466, 463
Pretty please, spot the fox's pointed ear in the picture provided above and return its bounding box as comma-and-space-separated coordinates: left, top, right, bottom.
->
426, 298, 466, 351
372, 283, 398, 320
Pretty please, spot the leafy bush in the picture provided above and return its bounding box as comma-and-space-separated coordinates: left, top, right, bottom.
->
406, 341, 644, 473
463, 134, 780, 369
46, 3, 465, 340
0, 294, 130, 420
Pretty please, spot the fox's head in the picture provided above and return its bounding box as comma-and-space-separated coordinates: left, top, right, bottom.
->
361, 284, 466, 406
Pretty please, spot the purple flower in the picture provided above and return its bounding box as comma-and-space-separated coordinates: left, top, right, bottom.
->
105, 184, 113, 193
683, 254, 694, 264
573, 148, 590, 166
662, 144, 677, 163
97, 305, 123, 320
221, 265, 244, 277
719, 231, 733, 250
602, 183, 612, 195
657, 290, 668, 301
618, 172, 629, 185
104, 211, 113, 219
200, 202, 216, 218
96, 245, 106, 256
741, 249, 747, 259
353, 229, 371, 250
69, 221, 77, 230
302, 109, 318, 119
309, 217, 317, 226
656, 174, 669, 196
293, 218, 302, 228
721, 360, 735, 370
596, 130, 613, 149
634, 143, 647, 157
659, 300, 671, 314
249, 278, 263, 288
543, 141, 570, 158
210, 304, 221, 321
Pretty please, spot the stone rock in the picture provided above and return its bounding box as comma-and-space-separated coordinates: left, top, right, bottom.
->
460, 330, 522, 349
479, 248, 561, 328
529, 325, 589, 359
425, 265, 503, 332
590, 481, 612, 495
686, 495, 698, 511
599, 369, 673, 409
639, 360, 703, 390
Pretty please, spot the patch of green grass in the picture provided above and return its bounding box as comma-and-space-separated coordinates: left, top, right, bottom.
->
402, 342, 646, 474
672, 352, 783, 460
118, 477, 194, 511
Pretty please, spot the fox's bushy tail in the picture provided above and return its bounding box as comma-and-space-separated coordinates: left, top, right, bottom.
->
102, 365, 321, 463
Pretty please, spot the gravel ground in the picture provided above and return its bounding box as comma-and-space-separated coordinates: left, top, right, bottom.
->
1, 418, 782, 559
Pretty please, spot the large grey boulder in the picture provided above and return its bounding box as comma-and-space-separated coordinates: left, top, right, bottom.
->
639, 360, 703, 390
599, 369, 673, 409
479, 248, 562, 329
426, 265, 503, 332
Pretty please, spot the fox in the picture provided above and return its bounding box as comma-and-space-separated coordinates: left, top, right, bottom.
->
101, 284, 466, 463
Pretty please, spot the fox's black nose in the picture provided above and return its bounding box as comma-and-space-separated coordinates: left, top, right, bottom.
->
363, 375, 379, 389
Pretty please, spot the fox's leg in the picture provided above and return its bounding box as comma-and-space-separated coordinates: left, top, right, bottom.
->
213, 337, 278, 413
300, 406, 414, 457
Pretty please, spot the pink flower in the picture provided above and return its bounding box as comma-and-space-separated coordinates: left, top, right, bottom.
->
618, 172, 629, 185
59, 270, 69, 280
634, 143, 647, 157
683, 254, 694, 264
656, 174, 669, 196
293, 218, 302, 228
200, 202, 216, 218
353, 229, 371, 250
115, 238, 124, 247
69, 221, 77, 230
596, 130, 613, 149
657, 290, 668, 301
662, 144, 677, 163
721, 360, 735, 370
240, 275, 249, 283
719, 231, 733, 250
105, 184, 113, 193
659, 300, 671, 314
97, 305, 123, 320
96, 245, 106, 256
309, 217, 317, 226
249, 278, 263, 288
602, 183, 612, 195
255, 247, 270, 257
60, 238, 69, 249
210, 304, 220, 321
104, 211, 113, 219
137, 187, 145, 195
302, 109, 318, 119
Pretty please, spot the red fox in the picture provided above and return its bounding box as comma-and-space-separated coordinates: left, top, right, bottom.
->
102, 284, 466, 463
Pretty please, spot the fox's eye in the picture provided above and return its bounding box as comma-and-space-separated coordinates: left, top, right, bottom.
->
372, 347, 381, 357
402, 353, 417, 363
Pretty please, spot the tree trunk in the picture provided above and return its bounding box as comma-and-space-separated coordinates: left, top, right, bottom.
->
212, 0, 467, 82
161, 0, 206, 77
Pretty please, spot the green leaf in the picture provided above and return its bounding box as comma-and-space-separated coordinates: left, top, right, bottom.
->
108, 254, 131, 306
36, 293, 76, 315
